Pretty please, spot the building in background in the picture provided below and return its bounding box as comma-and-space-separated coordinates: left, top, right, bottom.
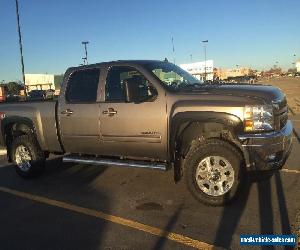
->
214, 67, 251, 80
296, 61, 300, 72
180, 60, 214, 81
25, 74, 55, 91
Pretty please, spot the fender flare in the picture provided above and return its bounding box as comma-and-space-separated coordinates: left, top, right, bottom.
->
169, 111, 247, 182
1, 116, 36, 137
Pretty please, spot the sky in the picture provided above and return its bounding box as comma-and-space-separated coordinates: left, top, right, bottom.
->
0, 0, 300, 82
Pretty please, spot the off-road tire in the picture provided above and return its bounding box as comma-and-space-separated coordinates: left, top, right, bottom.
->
11, 134, 46, 178
183, 138, 245, 206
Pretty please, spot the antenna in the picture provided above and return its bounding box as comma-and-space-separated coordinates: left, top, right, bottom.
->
171, 37, 175, 65
81, 41, 89, 65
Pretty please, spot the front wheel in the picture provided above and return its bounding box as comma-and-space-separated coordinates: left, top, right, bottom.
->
11, 134, 46, 178
183, 139, 245, 206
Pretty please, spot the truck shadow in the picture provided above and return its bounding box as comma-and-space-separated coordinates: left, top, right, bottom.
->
0, 157, 111, 250
152, 204, 184, 250
44, 156, 108, 183
213, 172, 291, 250
0, 157, 294, 249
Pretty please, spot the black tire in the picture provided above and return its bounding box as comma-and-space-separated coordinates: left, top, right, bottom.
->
183, 138, 245, 206
10, 134, 45, 178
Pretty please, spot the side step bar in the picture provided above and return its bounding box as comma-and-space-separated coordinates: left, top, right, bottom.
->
62, 155, 167, 171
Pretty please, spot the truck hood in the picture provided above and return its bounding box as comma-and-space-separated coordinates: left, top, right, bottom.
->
182, 84, 286, 104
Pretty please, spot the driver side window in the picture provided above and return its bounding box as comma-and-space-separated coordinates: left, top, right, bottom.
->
105, 66, 157, 102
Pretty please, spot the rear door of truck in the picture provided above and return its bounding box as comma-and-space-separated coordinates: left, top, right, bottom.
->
58, 67, 101, 154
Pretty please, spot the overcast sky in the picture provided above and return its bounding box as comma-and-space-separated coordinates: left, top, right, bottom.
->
1, 0, 299, 82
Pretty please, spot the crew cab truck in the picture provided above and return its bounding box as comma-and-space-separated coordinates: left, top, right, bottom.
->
0, 60, 293, 206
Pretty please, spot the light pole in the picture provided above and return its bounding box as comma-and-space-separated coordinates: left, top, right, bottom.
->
15, 0, 27, 97
190, 54, 193, 63
202, 40, 208, 81
82, 41, 89, 65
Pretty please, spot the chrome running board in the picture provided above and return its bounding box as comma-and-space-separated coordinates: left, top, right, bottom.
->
63, 155, 167, 171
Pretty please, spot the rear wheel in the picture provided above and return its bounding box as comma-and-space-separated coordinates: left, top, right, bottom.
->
11, 134, 45, 178
183, 139, 245, 206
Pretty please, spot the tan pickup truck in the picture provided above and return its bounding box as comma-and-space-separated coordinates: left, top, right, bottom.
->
0, 60, 293, 205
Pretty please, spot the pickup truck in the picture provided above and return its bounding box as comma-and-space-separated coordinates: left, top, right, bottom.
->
0, 60, 293, 205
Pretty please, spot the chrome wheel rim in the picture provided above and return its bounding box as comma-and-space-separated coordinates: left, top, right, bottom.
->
195, 156, 235, 196
15, 145, 32, 171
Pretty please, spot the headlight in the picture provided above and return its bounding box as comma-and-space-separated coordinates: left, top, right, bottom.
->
243, 105, 274, 132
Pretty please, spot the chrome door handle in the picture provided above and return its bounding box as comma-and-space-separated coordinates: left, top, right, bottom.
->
103, 108, 117, 116
61, 109, 74, 116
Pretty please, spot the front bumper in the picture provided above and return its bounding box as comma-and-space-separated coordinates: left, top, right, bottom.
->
238, 120, 293, 171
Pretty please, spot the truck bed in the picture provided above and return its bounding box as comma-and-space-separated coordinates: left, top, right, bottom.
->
0, 100, 63, 152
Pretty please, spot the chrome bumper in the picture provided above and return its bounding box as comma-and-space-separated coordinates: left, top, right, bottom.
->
238, 120, 293, 171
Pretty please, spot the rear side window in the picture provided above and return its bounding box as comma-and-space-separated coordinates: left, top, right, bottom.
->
66, 68, 100, 103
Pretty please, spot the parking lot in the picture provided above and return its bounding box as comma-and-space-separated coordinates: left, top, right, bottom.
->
0, 117, 299, 250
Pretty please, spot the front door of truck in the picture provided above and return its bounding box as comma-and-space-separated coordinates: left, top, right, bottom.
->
99, 66, 168, 160
58, 68, 101, 154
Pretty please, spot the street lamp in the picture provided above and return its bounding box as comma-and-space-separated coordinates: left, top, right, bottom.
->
202, 40, 208, 81
82, 41, 89, 65
15, 0, 27, 97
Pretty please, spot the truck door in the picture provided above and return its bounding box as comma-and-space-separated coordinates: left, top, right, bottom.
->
58, 68, 101, 154
99, 66, 168, 160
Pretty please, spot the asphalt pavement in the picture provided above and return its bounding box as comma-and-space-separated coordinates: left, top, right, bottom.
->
0, 115, 299, 250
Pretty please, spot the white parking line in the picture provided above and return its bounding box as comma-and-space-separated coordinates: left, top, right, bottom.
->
281, 168, 300, 174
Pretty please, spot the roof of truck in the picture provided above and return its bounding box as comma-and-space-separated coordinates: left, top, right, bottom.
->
69, 59, 167, 71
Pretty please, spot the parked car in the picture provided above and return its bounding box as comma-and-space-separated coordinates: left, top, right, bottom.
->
28, 90, 45, 100
45, 89, 55, 99
0, 60, 293, 206
0, 86, 6, 102
6, 94, 19, 102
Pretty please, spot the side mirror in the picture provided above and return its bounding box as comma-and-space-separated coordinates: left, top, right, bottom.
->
147, 86, 158, 97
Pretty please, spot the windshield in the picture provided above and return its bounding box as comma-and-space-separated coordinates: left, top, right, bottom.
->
144, 61, 202, 91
